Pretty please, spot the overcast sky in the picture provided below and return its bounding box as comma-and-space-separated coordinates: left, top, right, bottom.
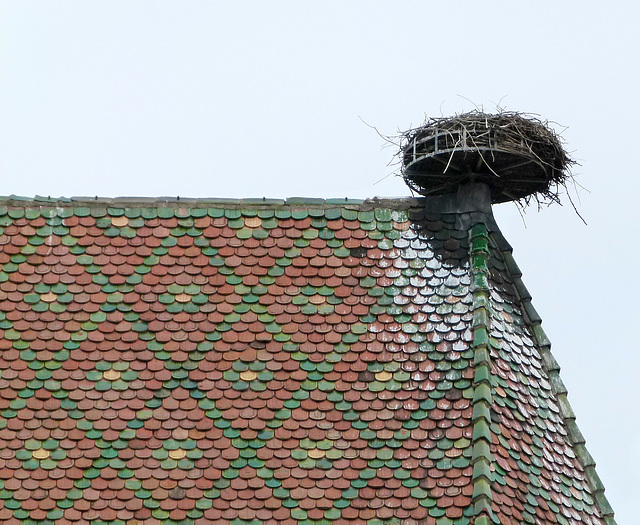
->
1, 2, 638, 522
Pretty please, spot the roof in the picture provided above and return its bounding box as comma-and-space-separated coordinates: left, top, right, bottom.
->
0, 187, 615, 525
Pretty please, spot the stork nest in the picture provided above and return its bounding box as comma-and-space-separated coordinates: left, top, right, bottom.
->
399, 111, 576, 205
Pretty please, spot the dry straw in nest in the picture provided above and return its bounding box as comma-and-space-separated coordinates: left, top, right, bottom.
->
399, 111, 576, 207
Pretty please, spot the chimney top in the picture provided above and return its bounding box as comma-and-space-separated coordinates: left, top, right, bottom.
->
400, 111, 574, 205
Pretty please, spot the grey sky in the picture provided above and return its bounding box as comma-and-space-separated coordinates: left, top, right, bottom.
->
1, 2, 638, 522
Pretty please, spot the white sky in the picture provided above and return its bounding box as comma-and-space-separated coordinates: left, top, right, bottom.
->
1, 1, 639, 522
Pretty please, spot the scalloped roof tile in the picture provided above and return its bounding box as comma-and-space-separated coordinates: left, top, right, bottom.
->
0, 187, 615, 524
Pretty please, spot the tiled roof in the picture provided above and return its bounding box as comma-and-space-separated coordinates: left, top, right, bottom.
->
0, 188, 615, 525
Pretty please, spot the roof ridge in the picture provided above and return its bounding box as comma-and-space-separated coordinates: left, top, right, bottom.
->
468, 221, 497, 525
496, 236, 617, 525
0, 195, 424, 209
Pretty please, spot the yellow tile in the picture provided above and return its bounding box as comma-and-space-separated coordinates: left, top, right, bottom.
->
240, 370, 257, 381
33, 448, 50, 460
244, 217, 262, 228
375, 371, 392, 382
41, 292, 57, 303
308, 448, 325, 459
103, 369, 121, 381
169, 449, 186, 460
111, 216, 129, 227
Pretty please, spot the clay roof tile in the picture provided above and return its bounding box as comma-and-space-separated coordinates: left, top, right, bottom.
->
0, 196, 615, 525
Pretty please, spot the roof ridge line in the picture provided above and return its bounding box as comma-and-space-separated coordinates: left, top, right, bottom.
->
468, 221, 496, 525
497, 241, 617, 525
0, 195, 424, 209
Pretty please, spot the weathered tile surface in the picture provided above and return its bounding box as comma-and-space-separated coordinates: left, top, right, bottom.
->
0, 199, 611, 524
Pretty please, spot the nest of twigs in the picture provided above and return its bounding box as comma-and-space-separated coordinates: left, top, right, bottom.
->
400, 111, 575, 205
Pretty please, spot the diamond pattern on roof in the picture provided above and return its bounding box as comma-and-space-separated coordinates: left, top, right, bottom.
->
0, 200, 612, 524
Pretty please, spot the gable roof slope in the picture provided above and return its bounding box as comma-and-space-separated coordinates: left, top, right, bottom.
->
0, 188, 615, 525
